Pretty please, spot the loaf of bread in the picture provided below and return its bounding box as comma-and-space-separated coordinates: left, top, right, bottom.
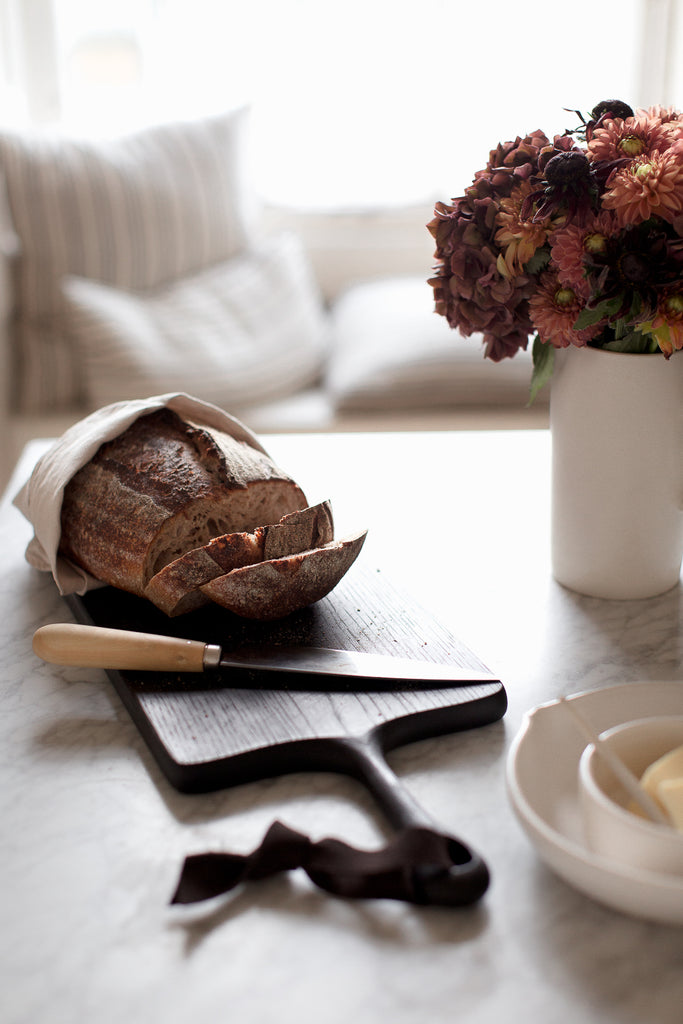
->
59, 408, 307, 599
58, 408, 365, 619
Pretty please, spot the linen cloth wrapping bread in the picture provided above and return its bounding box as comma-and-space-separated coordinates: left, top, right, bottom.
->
12, 393, 272, 596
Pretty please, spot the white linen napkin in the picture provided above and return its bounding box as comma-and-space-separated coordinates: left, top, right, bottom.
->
12, 392, 270, 596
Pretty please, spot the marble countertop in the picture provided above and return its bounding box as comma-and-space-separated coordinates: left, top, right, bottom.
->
1, 430, 682, 1024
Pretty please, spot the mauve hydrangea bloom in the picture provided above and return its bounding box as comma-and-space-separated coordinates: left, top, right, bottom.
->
474, 130, 550, 196
428, 189, 535, 361
427, 98, 683, 377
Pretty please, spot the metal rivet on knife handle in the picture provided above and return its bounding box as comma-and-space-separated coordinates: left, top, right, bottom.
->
202, 644, 222, 669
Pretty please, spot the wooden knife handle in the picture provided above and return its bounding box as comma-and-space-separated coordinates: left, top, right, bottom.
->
32, 623, 208, 672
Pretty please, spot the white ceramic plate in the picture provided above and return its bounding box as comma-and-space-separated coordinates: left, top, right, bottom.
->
506, 681, 683, 924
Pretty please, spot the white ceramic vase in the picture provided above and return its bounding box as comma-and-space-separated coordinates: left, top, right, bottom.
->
550, 345, 683, 599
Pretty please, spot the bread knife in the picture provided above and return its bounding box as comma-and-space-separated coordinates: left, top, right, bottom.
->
32, 622, 498, 688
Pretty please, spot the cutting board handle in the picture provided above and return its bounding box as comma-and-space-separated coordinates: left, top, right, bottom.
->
332, 736, 490, 905
171, 733, 492, 908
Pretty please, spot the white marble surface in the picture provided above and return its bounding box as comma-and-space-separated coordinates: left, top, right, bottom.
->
1, 430, 682, 1024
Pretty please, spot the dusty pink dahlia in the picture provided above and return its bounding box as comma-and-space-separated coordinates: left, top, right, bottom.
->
549, 210, 617, 297
636, 105, 683, 127
587, 115, 677, 162
602, 151, 683, 226
528, 273, 601, 348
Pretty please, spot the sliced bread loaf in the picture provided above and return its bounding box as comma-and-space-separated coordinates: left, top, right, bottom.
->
59, 407, 307, 599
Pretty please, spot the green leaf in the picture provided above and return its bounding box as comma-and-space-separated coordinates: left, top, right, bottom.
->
603, 293, 628, 318
573, 306, 605, 329
523, 246, 551, 275
601, 332, 652, 353
614, 317, 627, 341
574, 293, 626, 330
528, 335, 555, 406
628, 292, 643, 318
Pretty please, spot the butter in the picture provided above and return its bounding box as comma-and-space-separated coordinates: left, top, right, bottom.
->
656, 779, 683, 831
633, 744, 683, 831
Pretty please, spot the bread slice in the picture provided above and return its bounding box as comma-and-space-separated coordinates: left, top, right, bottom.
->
59, 408, 307, 598
261, 500, 334, 560
199, 530, 367, 619
144, 500, 334, 616
143, 530, 266, 617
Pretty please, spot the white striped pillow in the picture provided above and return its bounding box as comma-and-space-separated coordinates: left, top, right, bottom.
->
0, 109, 253, 411
61, 231, 329, 412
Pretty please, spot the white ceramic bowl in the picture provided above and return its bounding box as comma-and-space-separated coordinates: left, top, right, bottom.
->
578, 716, 683, 877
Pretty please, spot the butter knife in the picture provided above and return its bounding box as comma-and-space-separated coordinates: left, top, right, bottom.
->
32, 622, 497, 688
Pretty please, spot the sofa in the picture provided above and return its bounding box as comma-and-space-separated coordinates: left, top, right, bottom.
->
0, 107, 547, 490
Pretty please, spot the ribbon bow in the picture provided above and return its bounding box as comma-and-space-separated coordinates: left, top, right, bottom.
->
171, 820, 489, 906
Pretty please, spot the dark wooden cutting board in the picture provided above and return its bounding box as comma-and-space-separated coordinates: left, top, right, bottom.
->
65, 565, 506, 837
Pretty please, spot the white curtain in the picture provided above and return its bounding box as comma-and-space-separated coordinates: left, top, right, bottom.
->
1, 0, 681, 210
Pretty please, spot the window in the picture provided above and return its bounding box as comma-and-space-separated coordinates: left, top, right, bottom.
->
1, 0, 680, 210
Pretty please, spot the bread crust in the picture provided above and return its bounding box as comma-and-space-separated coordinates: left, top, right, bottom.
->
199, 530, 367, 620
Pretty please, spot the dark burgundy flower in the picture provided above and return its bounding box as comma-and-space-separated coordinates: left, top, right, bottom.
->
521, 148, 602, 225
581, 99, 636, 143
537, 132, 579, 171
591, 99, 635, 122
582, 219, 683, 321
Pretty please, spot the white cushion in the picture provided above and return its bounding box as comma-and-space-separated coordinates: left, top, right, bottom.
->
327, 276, 543, 410
61, 231, 329, 411
0, 109, 253, 411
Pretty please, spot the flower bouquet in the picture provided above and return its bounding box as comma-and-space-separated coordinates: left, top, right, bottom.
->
427, 99, 683, 402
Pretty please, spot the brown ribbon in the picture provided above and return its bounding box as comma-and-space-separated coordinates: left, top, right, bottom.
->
171, 820, 487, 906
